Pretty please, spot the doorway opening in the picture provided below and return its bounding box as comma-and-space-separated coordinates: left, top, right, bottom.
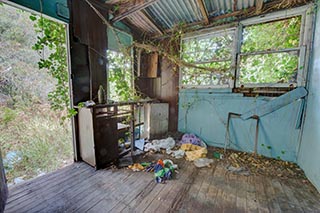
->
0, 3, 73, 186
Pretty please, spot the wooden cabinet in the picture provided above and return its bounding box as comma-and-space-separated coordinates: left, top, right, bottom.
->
78, 107, 118, 169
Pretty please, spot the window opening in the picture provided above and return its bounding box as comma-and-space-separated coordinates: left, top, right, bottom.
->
238, 16, 302, 87
180, 30, 235, 88
106, 50, 134, 102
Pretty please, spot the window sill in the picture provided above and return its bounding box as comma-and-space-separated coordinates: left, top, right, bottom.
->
233, 87, 296, 97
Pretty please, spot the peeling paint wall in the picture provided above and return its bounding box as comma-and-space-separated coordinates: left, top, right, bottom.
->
298, 8, 320, 192
178, 89, 303, 162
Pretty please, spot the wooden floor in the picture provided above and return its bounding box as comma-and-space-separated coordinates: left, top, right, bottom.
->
5, 160, 320, 213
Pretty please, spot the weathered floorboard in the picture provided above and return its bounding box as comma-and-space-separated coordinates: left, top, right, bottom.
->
4, 161, 320, 213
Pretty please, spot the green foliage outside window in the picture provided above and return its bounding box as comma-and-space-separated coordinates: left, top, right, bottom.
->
180, 16, 302, 88
181, 32, 234, 87
29, 15, 76, 119
240, 52, 299, 84
241, 17, 301, 53
107, 50, 135, 102
240, 16, 301, 85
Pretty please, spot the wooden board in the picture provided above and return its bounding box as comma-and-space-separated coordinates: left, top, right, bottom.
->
0, 151, 7, 213
5, 161, 320, 213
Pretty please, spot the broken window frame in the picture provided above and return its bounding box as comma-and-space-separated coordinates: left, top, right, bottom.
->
180, 27, 237, 89
179, 4, 314, 91
235, 5, 314, 88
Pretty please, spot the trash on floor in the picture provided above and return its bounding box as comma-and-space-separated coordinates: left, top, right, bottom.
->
194, 158, 214, 168
225, 151, 305, 179
144, 137, 175, 152
128, 163, 145, 172
3, 151, 21, 171
226, 165, 250, 176
213, 151, 223, 159
154, 159, 177, 183
135, 138, 145, 151
180, 143, 207, 161
167, 149, 185, 159
13, 177, 24, 184
181, 133, 203, 146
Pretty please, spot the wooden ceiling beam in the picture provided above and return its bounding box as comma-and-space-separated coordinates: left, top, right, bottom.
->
111, 0, 160, 23
197, 0, 209, 25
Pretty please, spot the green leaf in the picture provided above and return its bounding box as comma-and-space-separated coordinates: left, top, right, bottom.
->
29, 15, 37, 21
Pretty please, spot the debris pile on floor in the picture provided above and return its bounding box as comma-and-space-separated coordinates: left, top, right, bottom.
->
224, 150, 306, 179
144, 134, 208, 162
128, 159, 178, 183
127, 132, 306, 181
180, 143, 207, 161
154, 159, 177, 183
144, 137, 175, 153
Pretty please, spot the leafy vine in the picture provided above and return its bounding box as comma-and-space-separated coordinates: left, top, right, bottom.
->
29, 15, 75, 119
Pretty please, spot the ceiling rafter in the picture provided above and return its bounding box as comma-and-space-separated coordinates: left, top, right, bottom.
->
111, 0, 161, 23
196, 0, 209, 25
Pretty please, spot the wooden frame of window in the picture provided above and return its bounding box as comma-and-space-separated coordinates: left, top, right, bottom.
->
179, 4, 314, 91
180, 27, 237, 89
235, 4, 314, 88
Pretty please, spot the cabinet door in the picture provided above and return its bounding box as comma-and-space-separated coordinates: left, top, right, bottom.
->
93, 116, 118, 169
79, 108, 96, 167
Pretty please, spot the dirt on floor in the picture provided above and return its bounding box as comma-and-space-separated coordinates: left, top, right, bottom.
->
126, 143, 306, 181
210, 147, 306, 180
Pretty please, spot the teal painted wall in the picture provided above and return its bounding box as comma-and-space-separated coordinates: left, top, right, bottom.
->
178, 89, 304, 162
107, 28, 132, 51
9, 0, 69, 22
298, 8, 320, 192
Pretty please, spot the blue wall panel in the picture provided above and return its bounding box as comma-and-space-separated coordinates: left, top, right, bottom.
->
178, 89, 303, 162
298, 9, 320, 192
9, 0, 69, 22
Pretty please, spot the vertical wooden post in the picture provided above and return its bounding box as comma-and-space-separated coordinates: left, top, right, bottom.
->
68, 0, 108, 160
0, 151, 8, 212
130, 104, 135, 155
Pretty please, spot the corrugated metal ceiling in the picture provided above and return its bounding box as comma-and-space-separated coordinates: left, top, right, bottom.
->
109, 0, 300, 36
203, 0, 271, 17
145, 0, 203, 30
